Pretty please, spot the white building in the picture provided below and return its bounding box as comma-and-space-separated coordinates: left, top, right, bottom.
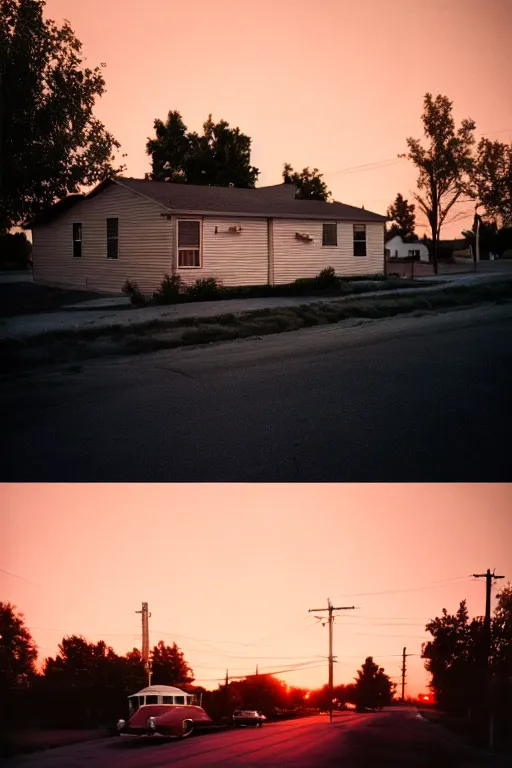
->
385, 235, 430, 263
25, 177, 387, 294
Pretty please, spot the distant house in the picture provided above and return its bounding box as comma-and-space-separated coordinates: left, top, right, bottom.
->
385, 235, 430, 263
24, 177, 387, 294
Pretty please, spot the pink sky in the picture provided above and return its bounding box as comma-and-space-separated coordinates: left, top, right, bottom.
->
39, 0, 512, 238
2, 484, 511, 697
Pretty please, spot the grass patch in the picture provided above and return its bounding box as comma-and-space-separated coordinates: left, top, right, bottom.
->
3, 281, 512, 371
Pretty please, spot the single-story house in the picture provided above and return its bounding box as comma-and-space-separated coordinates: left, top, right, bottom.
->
385, 235, 430, 262
25, 177, 388, 294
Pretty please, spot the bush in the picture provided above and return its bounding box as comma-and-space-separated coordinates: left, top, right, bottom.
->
314, 266, 338, 288
122, 279, 146, 306
0, 232, 32, 270
153, 273, 183, 304
186, 276, 223, 300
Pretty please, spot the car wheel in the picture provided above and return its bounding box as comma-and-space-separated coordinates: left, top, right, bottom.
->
256, 720, 263, 727
181, 719, 195, 738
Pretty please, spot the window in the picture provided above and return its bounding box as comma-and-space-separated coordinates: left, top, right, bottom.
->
408, 249, 420, 260
322, 222, 337, 246
186, 696, 194, 704
178, 220, 201, 267
146, 695, 158, 704
353, 224, 367, 257
163, 696, 174, 704
174, 696, 185, 704
72, 223, 82, 258
106, 217, 119, 259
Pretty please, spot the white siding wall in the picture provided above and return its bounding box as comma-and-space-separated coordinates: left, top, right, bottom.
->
31, 185, 172, 294
177, 217, 268, 287
273, 220, 385, 284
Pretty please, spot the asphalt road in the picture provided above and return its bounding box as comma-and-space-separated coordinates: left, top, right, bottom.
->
2, 710, 505, 768
2, 303, 512, 481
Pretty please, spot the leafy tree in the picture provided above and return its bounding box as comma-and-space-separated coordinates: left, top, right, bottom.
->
386, 193, 416, 240
150, 640, 194, 685
353, 657, 395, 710
282, 163, 331, 201
422, 601, 483, 716
472, 138, 512, 227
0, 0, 126, 232
406, 93, 476, 273
146, 112, 259, 188
0, 230, 32, 269
0, 602, 38, 692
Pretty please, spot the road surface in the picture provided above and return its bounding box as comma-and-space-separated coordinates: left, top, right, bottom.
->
3, 710, 505, 768
1, 303, 512, 481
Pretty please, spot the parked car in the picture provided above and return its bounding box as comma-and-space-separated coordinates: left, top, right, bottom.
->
232, 709, 266, 727
116, 684, 212, 739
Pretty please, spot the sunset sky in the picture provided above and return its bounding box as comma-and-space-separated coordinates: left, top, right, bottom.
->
39, 0, 512, 238
2, 484, 511, 698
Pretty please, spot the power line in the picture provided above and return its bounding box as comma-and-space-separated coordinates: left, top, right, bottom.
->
330, 575, 470, 599
0, 568, 40, 587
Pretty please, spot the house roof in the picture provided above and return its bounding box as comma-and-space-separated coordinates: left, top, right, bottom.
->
26, 177, 387, 227
116, 177, 387, 221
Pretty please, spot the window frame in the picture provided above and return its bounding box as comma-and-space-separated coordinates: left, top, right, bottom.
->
162, 696, 174, 704
72, 222, 82, 258
177, 219, 202, 269
106, 217, 119, 260
322, 222, 338, 247
353, 224, 367, 257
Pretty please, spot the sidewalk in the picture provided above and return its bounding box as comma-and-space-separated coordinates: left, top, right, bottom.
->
1, 269, 511, 341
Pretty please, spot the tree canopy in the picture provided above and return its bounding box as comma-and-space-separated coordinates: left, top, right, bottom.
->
353, 657, 395, 710
386, 193, 416, 240
406, 93, 476, 273
150, 640, 195, 685
0, 0, 126, 232
0, 602, 38, 692
146, 111, 259, 188
282, 163, 331, 201
472, 138, 512, 227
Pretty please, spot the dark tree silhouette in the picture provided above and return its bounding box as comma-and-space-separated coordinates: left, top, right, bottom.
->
0, 0, 126, 231
282, 163, 331, 201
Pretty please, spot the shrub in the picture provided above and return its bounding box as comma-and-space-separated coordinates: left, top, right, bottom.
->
153, 273, 183, 304
186, 277, 223, 300
0, 232, 32, 270
314, 266, 338, 288
122, 279, 146, 306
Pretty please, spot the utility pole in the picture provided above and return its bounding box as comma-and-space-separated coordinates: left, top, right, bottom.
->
401, 647, 409, 703
309, 599, 355, 723
472, 569, 504, 749
135, 602, 152, 687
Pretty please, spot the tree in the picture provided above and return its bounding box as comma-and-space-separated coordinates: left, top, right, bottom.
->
146, 112, 259, 188
472, 138, 512, 227
150, 641, 194, 686
0, 0, 126, 232
386, 193, 416, 240
353, 657, 395, 711
422, 601, 483, 716
0, 602, 38, 692
282, 163, 331, 201
406, 93, 476, 273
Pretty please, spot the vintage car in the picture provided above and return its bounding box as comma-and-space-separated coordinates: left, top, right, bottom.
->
116, 685, 212, 739
232, 709, 266, 727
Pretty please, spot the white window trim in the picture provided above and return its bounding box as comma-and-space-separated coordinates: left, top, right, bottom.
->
177, 218, 202, 269
322, 222, 338, 247
106, 217, 119, 260
353, 224, 367, 257
72, 222, 82, 258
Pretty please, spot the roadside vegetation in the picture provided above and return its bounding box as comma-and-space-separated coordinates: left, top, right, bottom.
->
122, 268, 405, 307
2, 280, 512, 372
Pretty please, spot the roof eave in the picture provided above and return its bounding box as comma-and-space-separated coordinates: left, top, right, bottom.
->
160, 209, 387, 222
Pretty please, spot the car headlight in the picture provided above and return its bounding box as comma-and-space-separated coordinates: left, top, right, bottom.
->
147, 717, 157, 730
117, 719, 126, 730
